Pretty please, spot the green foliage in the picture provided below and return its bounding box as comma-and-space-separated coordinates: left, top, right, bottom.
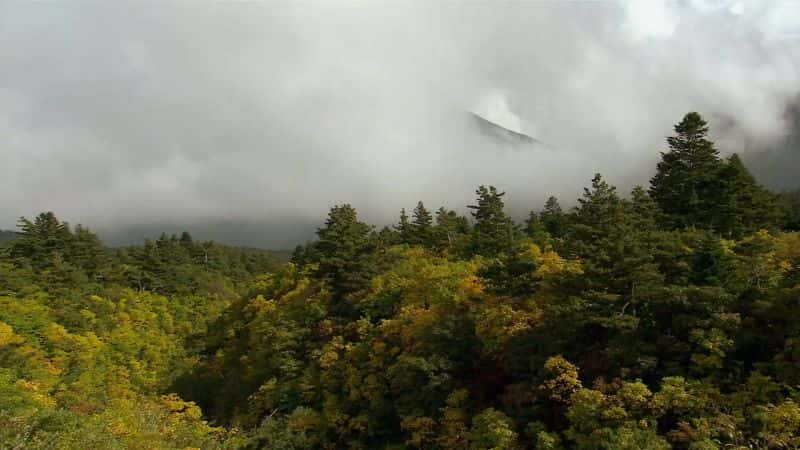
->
781, 189, 800, 230
650, 113, 784, 235
650, 112, 724, 229
468, 185, 521, 257
540, 196, 567, 239
410, 201, 434, 247
690, 232, 734, 286
313, 204, 380, 305
432, 207, 471, 254
395, 208, 412, 244
469, 408, 519, 449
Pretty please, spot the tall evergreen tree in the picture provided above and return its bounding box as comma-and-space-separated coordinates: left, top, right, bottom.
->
410, 201, 433, 247
650, 112, 723, 229
540, 196, 567, 239
395, 208, 412, 244
524, 210, 551, 248
432, 207, 470, 254
69, 224, 110, 280
467, 186, 520, 257
315, 204, 376, 304
715, 153, 783, 236
9, 212, 73, 269
566, 174, 661, 301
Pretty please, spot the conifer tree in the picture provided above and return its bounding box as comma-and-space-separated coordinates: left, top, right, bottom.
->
715, 153, 783, 236
782, 189, 800, 231
690, 232, 733, 286
410, 201, 433, 247
9, 212, 73, 269
566, 174, 660, 301
395, 208, 412, 244
524, 210, 551, 248
180, 231, 194, 246
376, 225, 400, 246
467, 186, 520, 257
315, 204, 376, 303
432, 207, 470, 253
650, 112, 723, 229
540, 196, 567, 239
629, 186, 661, 231
69, 224, 110, 280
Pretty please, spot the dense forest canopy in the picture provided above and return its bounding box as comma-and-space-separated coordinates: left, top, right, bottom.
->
2, 112, 800, 449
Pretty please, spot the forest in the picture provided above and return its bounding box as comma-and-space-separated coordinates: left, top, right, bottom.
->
2, 112, 800, 449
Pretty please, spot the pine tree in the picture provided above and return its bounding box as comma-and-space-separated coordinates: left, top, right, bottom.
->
629, 186, 661, 231
410, 201, 433, 247
524, 211, 551, 248
432, 207, 470, 253
467, 186, 520, 257
395, 208, 412, 244
9, 212, 73, 269
180, 231, 194, 246
690, 232, 733, 286
782, 189, 800, 231
540, 196, 567, 239
650, 112, 723, 229
376, 225, 400, 246
315, 204, 376, 304
715, 154, 783, 236
138, 238, 167, 292
69, 224, 110, 280
566, 174, 660, 301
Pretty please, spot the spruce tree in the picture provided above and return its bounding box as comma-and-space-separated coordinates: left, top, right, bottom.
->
650, 112, 723, 229
566, 174, 660, 301
410, 201, 433, 247
432, 207, 470, 253
715, 153, 783, 236
540, 196, 566, 239
629, 186, 661, 231
315, 204, 376, 304
395, 208, 412, 244
69, 224, 110, 280
10, 212, 73, 269
690, 232, 733, 286
524, 211, 551, 248
467, 186, 520, 257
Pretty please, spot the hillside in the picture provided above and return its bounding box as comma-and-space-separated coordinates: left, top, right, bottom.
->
1, 113, 799, 448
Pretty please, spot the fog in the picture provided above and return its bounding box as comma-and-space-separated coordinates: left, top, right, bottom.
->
1, 1, 798, 247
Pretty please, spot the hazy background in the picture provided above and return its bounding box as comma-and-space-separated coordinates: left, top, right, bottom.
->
1, 1, 798, 248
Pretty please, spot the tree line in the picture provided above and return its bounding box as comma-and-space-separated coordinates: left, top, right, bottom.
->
1, 112, 800, 448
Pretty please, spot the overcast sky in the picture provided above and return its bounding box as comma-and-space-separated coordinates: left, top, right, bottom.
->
1, 1, 798, 247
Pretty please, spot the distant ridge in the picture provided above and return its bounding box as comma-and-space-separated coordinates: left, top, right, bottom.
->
469, 111, 544, 147
0, 230, 19, 245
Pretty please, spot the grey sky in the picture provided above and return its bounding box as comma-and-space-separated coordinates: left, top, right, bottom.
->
1, 1, 798, 247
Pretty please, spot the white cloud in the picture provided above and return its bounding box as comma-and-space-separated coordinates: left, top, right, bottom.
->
0, 1, 798, 243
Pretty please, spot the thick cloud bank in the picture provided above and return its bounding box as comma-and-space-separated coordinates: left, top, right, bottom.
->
1, 1, 798, 247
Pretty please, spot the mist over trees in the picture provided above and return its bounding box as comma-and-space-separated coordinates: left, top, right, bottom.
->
2, 112, 800, 448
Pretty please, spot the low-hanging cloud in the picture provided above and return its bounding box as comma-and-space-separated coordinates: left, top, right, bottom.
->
1, 1, 798, 247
